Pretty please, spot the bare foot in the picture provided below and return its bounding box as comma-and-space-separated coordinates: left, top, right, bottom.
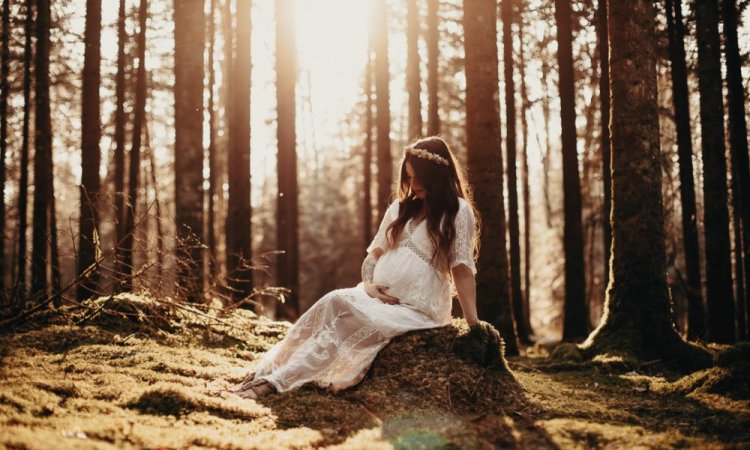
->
234, 380, 275, 400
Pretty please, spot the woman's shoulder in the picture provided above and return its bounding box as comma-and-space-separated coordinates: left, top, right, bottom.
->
457, 196, 473, 214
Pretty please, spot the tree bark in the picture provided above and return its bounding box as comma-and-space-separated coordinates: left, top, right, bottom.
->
276, 0, 299, 320
540, 46, 553, 228
518, 2, 533, 338
226, 0, 252, 302
695, 0, 735, 343
406, 0, 422, 141
113, 0, 127, 282
463, 0, 518, 356
122, 0, 147, 291
722, 0, 750, 341
0, 0, 9, 289
555, 0, 588, 340
31, 0, 53, 300
16, 0, 33, 301
426, 0, 439, 136
78, 0, 103, 300
665, 0, 705, 339
502, 0, 529, 344
598, 0, 612, 302
207, 0, 218, 278
374, 0, 392, 219
363, 42, 374, 252
174, 0, 205, 302
582, 0, 711, 371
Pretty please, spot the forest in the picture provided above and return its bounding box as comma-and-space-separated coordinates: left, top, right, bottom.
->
0, 0, 749, 448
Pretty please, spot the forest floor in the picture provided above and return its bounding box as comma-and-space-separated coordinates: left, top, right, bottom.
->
0, 293, 748, 450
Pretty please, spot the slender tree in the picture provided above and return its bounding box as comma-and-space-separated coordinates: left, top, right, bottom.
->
426, 0, 439, 136
31, 0, 53, 299
77, 0, 103, 299
276, 0, 299, 320
113, 0, 127, 281
226, 0, 252, 302
406, 0, 422, 141
363, 42, 374, 251
665, 0, 705, 338
374, 0, 392, 218
16, 0, 33, 300
463, 0, 518, 356
518, 2, 533, 338
722, 0, 750, 340
502, 0, 528, 344
540, 48, 553, 227
554, 0, 587, 340
582, 0, 710, 370
207, 0, 218, 277
598, 0, 611, 299
0, 0, 9, 289
174, 0, 205, 301
695, 0, 735, 343
122, 0, 147, 290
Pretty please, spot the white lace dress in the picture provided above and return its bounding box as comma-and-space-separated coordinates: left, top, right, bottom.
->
252, 198, 476, 392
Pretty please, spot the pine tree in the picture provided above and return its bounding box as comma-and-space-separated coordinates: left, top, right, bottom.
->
463, 0, 519, 356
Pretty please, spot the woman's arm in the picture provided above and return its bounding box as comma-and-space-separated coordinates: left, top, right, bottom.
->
452, 263, 478, 325
361, 248, 400, 305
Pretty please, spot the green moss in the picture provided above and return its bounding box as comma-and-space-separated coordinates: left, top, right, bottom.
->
0, 293, 748, 449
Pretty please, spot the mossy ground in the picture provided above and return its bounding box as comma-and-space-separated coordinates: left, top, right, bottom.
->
0, 294, 748, 449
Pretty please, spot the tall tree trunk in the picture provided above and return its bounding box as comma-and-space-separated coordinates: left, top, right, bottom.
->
463, 0, 518, 356
583, 0, 710, 371
276, 0, 299, 320
0, 0, 9, 289
540, 51, 553, 227
16, 0, 33, 302
731, 174, 746, 338
207, 0, 218, 277
78, 0, 103, 300
122, 0, 147, 291
502, 0, 528, 345
374, 0, 392, 219
145, 118, 164, 283
226, 0, 252, 302
426, 0, 439, 136
406, 0, 422, 141
31, 0, 52, 300
555, 0, 588, 340
598, 0, 611, 302
722, 0, 750, 341
666, 0, 704, 339
363, 42, 374, 252
174, 0, 205, 302
49, 190, 60, 302
113, 0, 127, 282
518, 3, 533, 338
695, 0, 735, 343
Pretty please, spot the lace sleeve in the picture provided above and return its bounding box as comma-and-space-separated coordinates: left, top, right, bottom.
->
450, 203, 477, 274
366, 201, 399, 254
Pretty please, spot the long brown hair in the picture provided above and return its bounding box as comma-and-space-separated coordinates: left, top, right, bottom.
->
385, 136, 479, 271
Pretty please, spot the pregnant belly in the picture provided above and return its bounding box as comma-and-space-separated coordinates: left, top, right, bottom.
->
372, 249, 429, 306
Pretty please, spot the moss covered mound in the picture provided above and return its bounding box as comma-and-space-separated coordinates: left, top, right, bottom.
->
670, 343, 750, 400
258, 319, 533, 448
356, 319, 518, 414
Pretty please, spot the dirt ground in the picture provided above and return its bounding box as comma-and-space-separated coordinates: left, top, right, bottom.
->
0, 294, 748, 449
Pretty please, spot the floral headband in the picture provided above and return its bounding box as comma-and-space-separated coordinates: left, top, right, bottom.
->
405, 146, 450, 166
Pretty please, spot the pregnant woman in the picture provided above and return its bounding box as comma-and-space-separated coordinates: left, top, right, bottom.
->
233, 136, 480, 399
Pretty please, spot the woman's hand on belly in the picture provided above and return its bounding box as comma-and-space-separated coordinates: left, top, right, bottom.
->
363, 282, 401, 305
